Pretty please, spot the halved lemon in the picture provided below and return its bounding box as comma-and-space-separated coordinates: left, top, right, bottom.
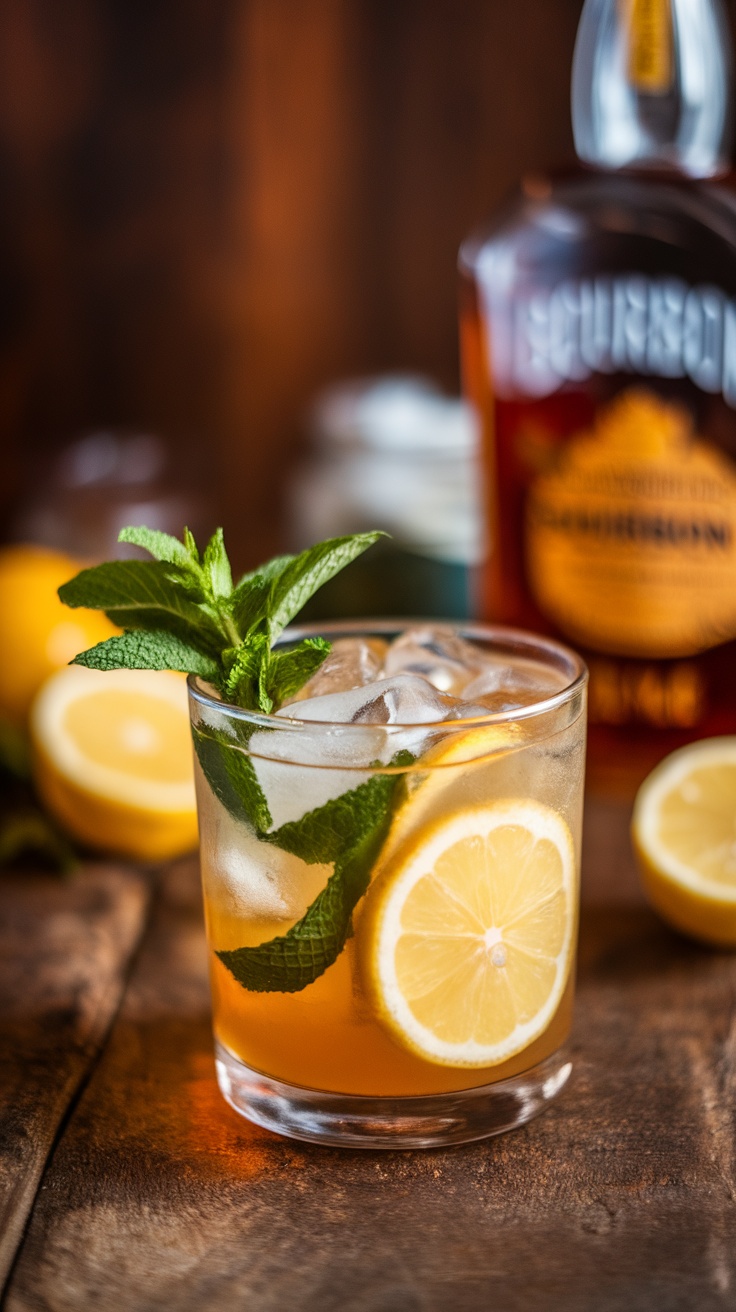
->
30, 666, 198, 862
362, 800, 576, 1067
0, 544, 117, 725
632, 737, 736, 947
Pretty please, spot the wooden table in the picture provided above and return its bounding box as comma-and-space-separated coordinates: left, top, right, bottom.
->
2, 797, 735, 1312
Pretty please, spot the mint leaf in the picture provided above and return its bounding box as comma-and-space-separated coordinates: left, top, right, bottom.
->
118, 526, 206, 600
265, 761, 394, 862
225, 618, 330, 714
192, 726, 272, 832
118, 526, 196, 570
268, 533, 384, 641
235, 554, 294, 590
72, 630, 220, 678
216, 756, 412, 993
230, 573, 274, 637
182, 527, 200, 562
258, 660, 273, 714
264, 637, 330, 707
59, 559, 224, 653
224, 634, 270, 710
217, 823, 388, 993
203, 528, 233, 600
229, 554, 296, 637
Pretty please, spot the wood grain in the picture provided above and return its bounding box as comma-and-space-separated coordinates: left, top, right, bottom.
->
0, 864, 151, 1290
5, 812, 736, 1312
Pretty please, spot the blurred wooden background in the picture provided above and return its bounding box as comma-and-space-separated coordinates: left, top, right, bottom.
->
0, 0, 733, 568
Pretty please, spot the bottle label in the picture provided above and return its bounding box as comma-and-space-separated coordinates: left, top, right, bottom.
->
624, 0, 673, 94
488, 273, 736, 406
525, 388, 736, 658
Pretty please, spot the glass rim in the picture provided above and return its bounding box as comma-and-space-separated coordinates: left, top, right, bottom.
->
187, 619, 588, 732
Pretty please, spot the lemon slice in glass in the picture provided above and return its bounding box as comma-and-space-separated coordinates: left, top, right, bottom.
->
362, 800, 576, 1067
632, 736, 736, 947
31, 666, 198, 862
379, 723, 523, 870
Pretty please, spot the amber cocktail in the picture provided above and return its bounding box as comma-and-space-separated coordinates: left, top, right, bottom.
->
189, 621, 587, 1147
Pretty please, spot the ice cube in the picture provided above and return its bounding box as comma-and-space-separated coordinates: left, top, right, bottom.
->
383, 625, 485, 694
248, 673, 469, 829
285, 636, 388, 702
246, 731, 380, 832
200, 802, 331, 933
462, 656, 568, 711
291, 672, 463, 727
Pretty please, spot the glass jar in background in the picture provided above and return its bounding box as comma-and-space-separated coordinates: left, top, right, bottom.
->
9, 430, 215, 562
287, 376, 485, 620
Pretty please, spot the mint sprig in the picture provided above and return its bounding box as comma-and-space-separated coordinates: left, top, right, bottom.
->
58, 524, 406, 994
59, 526, 383, 714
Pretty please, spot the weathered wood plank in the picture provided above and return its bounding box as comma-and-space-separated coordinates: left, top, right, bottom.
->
0, 864, 152, 1291
6, 812, 736, 1312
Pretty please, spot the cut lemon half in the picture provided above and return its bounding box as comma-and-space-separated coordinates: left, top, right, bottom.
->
0, 544, 117, 725
31, 666, 198, 862
632, 737, 736, 947
362, 800, 576, 1067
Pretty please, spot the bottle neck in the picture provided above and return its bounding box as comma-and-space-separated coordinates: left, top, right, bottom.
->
571, 0, 733, 178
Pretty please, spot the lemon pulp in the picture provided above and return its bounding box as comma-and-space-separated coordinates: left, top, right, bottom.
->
363, 800, 576, 1067
63, 689, 193, 784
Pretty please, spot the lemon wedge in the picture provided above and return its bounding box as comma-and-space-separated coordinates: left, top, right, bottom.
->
31, 666, 198, 862
632, 737, 736, 947
362, 800, 576, 1067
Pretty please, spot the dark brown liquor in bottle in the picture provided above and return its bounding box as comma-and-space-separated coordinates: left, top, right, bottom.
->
460, 0, 736, 790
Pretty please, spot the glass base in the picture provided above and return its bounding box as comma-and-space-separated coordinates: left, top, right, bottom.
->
214, 1040, 573, 1149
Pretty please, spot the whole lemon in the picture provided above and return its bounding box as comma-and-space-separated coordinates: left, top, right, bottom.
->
0, 544, 117, 725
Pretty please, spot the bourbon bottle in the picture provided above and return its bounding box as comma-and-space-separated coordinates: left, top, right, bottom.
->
460, 0, 736, 790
